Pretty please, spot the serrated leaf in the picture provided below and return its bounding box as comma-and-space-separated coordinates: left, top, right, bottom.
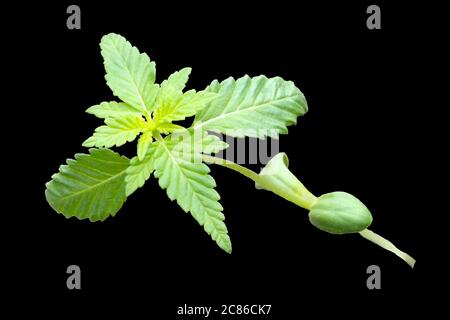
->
168, 129, 229, 161
154, 89, 218, 124
137, 131, 153, 161
193, 75, 308, 138
125, 129, 226, 196
45, 149, 129, 222
198, 132, 229, 155
86, 101, 142, 119
83, 115, 146, 148
101, 33, 158, 113
161, 67, 191, 92
125, 144, 157, 196
153, 68, 191, 111
157, 122, 185, 134
152, 134, 232, 253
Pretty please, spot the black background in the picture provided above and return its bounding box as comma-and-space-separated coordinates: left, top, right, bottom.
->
4, 0, 444, 317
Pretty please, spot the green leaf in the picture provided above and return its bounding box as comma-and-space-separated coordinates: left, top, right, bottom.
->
125, 144, 157, 196
199, 132, 229, 155
161, 67, 191, 92
153, 89, 218, 124
137, 131, 153, 161
152, 134, 232, 253
193, 75, 308, 138
45, 149, 129, 222
153, 68, 191, 113
125, 129, 226, 197
168, 129, 229, 161
157, 123, 185, 134
101, 33, 158, 113
83, 115, 146, 148
86, 101, 142, 119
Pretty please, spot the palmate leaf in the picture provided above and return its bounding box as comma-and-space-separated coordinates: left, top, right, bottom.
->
151, 131, 231, 253
83, 115, 147, 148
45, 33, 314, 256
101, 33, 158, 113
86, 101, 142, 119
45, 149, 129, 222
193, 75, 308, 138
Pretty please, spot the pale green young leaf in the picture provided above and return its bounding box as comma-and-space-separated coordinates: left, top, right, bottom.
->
101, 33, 158, 113
86, 101, 142, 119
193, 75, 308, 138
137, 131, 153, 161
153, 89, 218, 124
157, 122, 185, 134
153, 68, 191, 110
168, 129, 228, 160
152, 134, 231, 253
125, 143, 157, 196
45, 149, 129, 222
83, 115, 146, 148
199, 132, 229, 155
161, 67, 191, 92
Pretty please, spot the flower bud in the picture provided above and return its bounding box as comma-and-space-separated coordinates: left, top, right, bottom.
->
255, 153, 317, 209
308, 192, 372, 234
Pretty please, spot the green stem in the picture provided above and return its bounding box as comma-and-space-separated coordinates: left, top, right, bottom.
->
154, 131, 164, 142
202, 154, 317, 210
360, 229, 416, 268
202, 155, 261, 182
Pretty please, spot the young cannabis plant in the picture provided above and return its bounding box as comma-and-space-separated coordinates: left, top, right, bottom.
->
45, 33, 415, 267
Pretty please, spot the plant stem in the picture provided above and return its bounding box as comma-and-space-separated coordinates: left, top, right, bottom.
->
154, 131, 164, 142
359, 229, 416, 268
202, 154, 261, 183
202, 154, 317, 210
